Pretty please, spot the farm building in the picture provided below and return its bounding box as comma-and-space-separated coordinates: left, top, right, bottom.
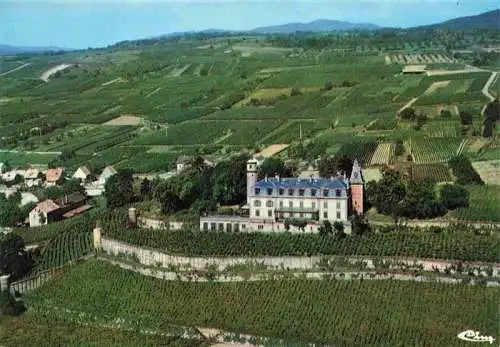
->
200, 158, 364, 233
176, 156, 216, 172
23, 168, 41, 187
29, 192, 91, 227
402, 65, 426, 74
46, 168, 64, 186
73, 166, 91, 181
98, 166, 117, 185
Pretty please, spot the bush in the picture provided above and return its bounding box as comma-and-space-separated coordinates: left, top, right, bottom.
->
448, 155, 484, 185
290, 87, 301, 96
398, 108, 416, 120
0, 291, 25, 316
459, 111, 473, 126
394, 140, 405, 156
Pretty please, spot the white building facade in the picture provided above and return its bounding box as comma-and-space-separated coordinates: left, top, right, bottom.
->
199, 158, 363, 234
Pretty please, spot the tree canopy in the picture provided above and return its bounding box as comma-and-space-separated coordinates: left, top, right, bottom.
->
0, 233, 34, 281
104, 169, 135, 208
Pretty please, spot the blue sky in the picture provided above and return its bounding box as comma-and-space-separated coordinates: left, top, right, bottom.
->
0, 1, 498, 49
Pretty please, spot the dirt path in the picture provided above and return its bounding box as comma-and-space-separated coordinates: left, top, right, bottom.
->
482, 71, 498, 102
0, 149, 62, 155
398, 97, 418, 114
0, 63, 31, 76
40, 63, 72, 82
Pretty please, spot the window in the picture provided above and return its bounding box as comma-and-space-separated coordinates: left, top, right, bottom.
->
279, 201, 284, 207
288, 188, 294, 196
323, 212, 328, 219
311, 189, 317, 197
203, 222, 208, 231
299, 189, 304, 196
255, 209, 260, 217
279, 188, 284, 195
336, 212, 341, 219
267, 188, 273, 195
335, 189, 342, 197
258, 224, 264, 230
323, 189, 329, 197
234, 224, 239, 232
253, 200, 261, 207
210, 223, 216, 231
266, 200, 273, 207
299, 201, 304, 208
226, 224, 232, 232
299, 212, 304, 218
268, 210, 273, 217
336, 201, 341, 209
290, 213, 295, 217
241, 224, 246, 229
312, 202, 316, 209
254, 188, 260, 195
289, 201, 293, 208
218, 223, 224, 232
323, 201, 328, 208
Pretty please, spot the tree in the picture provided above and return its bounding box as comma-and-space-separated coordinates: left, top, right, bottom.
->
317, 155, 353, 178
399, 179, 446, 219
351, 211, 369, 236
153, 181, 181, 214
440, 184, 469, 210
323, 81, 334, 91
140, 178, 152, 200
394, 140, 405, 156
190, 200, 217, 215
0, 201, 23, 227
365, 168, 406, 216
0, 291, 25, 316
290, 87, 301, 96
459, 111, 473, 126
211, 154, 249, 205
333, 221, 345, 238
0, 233, 34, 281
318, 220, 333, 235
398, 107, 416, 120
258, 157, 292, 179
440, 109, 452, 118
104, 169, 135, 208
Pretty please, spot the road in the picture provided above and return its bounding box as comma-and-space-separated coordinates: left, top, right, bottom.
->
0, 63, 31, 77
482, 71, 498, 102
0, 149, 62, 155
40, 63, 72, 82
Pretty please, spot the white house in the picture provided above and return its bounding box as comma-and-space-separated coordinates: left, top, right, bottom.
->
29, 200, 60, 227
98, 166, 117, 185
73, 166, 91, 181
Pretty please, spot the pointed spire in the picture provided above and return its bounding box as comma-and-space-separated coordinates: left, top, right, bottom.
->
350, 158, 363, 184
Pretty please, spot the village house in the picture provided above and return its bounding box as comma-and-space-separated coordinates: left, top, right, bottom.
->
45, 168, 64, 186
73, 166, 91, 181
177, 156, 216, 172
200, 158, 364, 234
98, 166, 117, 186
23, 168, 41, 187
29, 192, 91, 227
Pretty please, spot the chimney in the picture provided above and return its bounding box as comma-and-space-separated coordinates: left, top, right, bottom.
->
265, 175, 268, 182
128, 207, 137, 227
275, 173, 279, 181
330, 176, 334, 181
310, 175, 313, 182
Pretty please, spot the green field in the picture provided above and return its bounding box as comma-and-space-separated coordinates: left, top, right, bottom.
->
452, 185, 500, 222
24, 260, 499, 346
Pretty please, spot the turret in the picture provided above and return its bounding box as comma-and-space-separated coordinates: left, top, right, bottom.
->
246, 159, 258, 205
350, 159, 364, 215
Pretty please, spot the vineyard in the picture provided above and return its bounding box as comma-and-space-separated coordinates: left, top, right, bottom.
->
452, 186, 500, 222
34, 230, 93, 272
336, 141, 378, 167
0, 312, 199, 347
369, 143, 393, 165
407, 137, 464, 163
408, 164, 452, 182
24, 260, 499, 346
100, 212, 500, 262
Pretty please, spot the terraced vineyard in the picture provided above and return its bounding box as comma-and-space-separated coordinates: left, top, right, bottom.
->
24, 260, 499, 347
336, 141, 378, 167
452, 186, 500, 222
407, 137, 464, 163
408, 164, 452, 182
370, 142, 393, 165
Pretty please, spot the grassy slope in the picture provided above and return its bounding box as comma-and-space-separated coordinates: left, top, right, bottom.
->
24, 260, 500, 346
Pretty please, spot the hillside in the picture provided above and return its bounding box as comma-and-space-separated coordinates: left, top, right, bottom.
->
252, 19, 379, 33
0, 44, 70, 55
420, 9, 500, 30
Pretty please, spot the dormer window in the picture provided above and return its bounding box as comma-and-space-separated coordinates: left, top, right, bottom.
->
323, 189, 329, 197
255, 188, 260, 195
288, 188, 294, 196
267, 188, 273, 195
335, 189, 342, 197
311, 189, 316, 197
299, 189, 305, 196
279, 188, 284, 195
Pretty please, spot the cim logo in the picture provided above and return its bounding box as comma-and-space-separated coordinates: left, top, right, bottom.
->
457, 330, 495, 344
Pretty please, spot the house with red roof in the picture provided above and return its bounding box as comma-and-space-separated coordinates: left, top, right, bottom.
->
45, 168, 64, 186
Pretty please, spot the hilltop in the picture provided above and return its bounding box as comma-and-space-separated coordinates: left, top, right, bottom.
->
419, 9, 500, 30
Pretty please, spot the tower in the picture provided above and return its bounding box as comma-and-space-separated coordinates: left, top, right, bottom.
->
246, 159, 258, 205
350, 158, 364, 215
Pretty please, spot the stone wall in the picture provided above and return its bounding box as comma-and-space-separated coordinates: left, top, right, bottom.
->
100, 237, 500, 275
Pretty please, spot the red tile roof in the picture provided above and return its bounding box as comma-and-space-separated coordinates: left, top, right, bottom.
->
32, 200, 60, 214
46, 168, 63, 182
62, 204, 92, 218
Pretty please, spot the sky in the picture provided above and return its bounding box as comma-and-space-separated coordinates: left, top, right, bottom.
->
0, 0, 498, 49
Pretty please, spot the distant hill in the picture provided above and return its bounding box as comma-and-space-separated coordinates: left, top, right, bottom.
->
419, 9, 500, 30
0, 45, 71, 55
251, 19, 379, 33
